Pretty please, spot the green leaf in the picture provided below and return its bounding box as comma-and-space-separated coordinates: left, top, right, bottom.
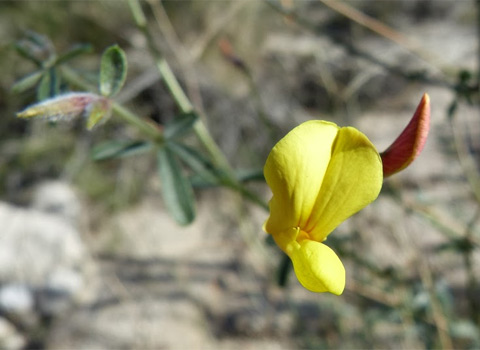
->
14, 32, 55, 67
164, 112, 198, 139
55, 44, 93, 65
37, 68, 60, 101
11, 70, 44, 94
92, 140, 152, 160
168, 141, 219, 185
99, 45, 127, 97
157, 146, 195, 225
85, 98, 112, 130
14, 41, 43, 67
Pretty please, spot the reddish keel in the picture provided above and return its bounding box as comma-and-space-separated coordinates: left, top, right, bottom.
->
381, 94, 431, 177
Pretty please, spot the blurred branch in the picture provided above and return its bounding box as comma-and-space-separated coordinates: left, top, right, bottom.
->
127, 0, 269, 211
147, 0, 205, 113
450, 108, 480, 205
463, 208, 480, 324
128, 0, 192, 113
265, 0, 454, 90
190, 0, 248, 61
384, 181, 480, 247
218, 38, 279, 141
346, 277, 452, 336
387, 188, 454, 348
413, 246, 454, 349
318, 0, 445, 75
346, 279, 402, 307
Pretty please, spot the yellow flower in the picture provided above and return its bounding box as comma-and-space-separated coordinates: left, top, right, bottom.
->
263, 120, 383, 295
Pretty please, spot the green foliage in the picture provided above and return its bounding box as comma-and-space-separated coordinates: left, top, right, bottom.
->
55, 44, 93, 65
164, 112, 198, 140
12, 31, 92, 100
92, 140, 153, 161
11, 71, 43, 94
99, 45, 127, 97
37, 67, 60, 100
157, 145, 196, 225
167, 141, 219, 185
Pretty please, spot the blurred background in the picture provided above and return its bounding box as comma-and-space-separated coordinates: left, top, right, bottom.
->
0, 0, 479, 349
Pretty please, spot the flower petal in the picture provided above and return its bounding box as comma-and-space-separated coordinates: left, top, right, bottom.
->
285, 234, 345, 295
305, 126, 383, 241
381, 93, 430, 177
264, 121, 339, 235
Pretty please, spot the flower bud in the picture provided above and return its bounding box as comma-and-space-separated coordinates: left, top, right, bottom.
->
381, 94, 430, 177
17, 92, 112, 129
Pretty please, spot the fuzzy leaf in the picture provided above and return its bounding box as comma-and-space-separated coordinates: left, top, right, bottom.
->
99, 45, 127, 97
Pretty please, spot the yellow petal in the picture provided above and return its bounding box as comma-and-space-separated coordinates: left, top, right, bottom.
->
304, 126, 383, 241
281, 231, 345, 295
264, 121, 339, 235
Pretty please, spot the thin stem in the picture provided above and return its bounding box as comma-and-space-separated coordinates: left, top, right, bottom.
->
450, 111, 480, 205
111, 104, 163, 142
265, 0, 454, 90
127, 0, 269, 211
155, 59, 194, 113
463, 208, 480, 324
417, 257, 453, 349
128, 0, 193, 113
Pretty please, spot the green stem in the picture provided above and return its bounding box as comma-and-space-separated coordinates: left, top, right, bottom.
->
111, 104, 163, 142
127, 0, 192, 113
155, 59, 193, 113
127, 0, 269, 210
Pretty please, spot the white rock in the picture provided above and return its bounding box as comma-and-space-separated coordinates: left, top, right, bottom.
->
0, 202, 85, 286
47, 267, 84, 297
0, 317, 26, 350
0, 284, 34, 314
31, 181, 81, 226
38, 268, 85, 316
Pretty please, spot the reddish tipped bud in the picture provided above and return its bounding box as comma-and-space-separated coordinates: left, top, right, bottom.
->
17, 92, 112, 130
381, 93, 430, 177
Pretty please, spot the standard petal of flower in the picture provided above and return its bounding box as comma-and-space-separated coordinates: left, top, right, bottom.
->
305, 126, 383, 241
264, 120, 339, 235
289, 238, 345, 295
